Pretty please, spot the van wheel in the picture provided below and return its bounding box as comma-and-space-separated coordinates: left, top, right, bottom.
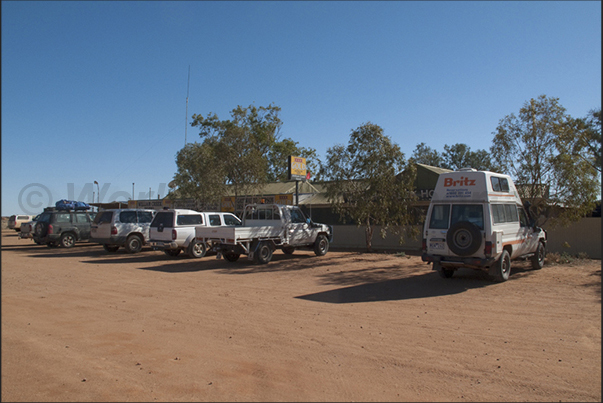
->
313, 235, 329, 256
103, 244, 120, 253
446, 221, 482, 256
187, 240, 207, 258
125, 235, 143, 253
283, 246, 295, 255
531, 242, 545, 270
491, 250, 511, 282
254, 242, 273, 264
164, 249, 181, 257
60, 232, 76, 248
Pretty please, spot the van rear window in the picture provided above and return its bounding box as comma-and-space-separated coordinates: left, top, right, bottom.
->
429, 205, 450, 229
451, 205, 484, 229
430, 204, 484, 229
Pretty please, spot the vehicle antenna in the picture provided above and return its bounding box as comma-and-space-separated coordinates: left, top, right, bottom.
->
184, 65, 190, 147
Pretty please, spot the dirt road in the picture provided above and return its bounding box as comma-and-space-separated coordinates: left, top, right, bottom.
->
1, 230, 600, 402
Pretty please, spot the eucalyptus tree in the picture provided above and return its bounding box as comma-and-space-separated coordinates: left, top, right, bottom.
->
171, 104, 318, 203
491, 95, 599, 226
321, 122, 418, 251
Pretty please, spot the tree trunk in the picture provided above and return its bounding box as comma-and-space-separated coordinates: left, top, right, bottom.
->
365, 220, 373, 252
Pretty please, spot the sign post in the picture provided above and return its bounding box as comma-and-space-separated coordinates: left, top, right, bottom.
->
288, 156, 307, 206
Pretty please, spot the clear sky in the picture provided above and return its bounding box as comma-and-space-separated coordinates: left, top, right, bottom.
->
2, 1, 601, 216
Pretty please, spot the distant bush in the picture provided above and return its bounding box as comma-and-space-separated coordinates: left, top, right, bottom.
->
545, 251, 590, 265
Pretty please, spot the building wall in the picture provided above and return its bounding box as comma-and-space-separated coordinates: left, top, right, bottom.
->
330, 217, 601, 259
542, 217, 601, 259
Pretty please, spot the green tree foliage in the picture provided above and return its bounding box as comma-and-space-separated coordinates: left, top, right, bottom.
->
320, 123, 418, 251
172, 104, 317, 203
442, 143, 501, 172
410, 142, 499, 171
170, 141, 226, 205
491, 95, 600, 226
571, 108, 601, 174
409, 142, 443, 167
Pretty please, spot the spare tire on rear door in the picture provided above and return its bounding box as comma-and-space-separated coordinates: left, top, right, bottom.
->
446, 221, 482, 256
35, 222, 48, 237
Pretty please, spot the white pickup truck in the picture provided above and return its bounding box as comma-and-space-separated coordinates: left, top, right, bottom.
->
195, 203, 333, 264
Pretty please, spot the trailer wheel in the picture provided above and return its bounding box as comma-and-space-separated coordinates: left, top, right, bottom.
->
254, 242, 273, 264
313, 235, 329, 256
224, 252, 240, 262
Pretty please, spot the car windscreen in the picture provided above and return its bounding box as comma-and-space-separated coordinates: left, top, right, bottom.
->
151, 212, 174, 227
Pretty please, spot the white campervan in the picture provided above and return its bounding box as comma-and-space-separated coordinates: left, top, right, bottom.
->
421, 168, 547, 282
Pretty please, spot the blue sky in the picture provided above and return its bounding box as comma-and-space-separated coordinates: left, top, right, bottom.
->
2, 1, 601, 216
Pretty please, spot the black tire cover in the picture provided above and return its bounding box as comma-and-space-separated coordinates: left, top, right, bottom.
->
35, 222, 48, 237
446, 221, 482, 256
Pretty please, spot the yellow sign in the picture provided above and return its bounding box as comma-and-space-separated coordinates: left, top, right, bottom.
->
275, 194, 293, 205
221, 196, 235, 212
288, 156, 307, 180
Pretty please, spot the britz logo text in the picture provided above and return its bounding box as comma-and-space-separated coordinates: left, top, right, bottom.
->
443, 177, 476, 187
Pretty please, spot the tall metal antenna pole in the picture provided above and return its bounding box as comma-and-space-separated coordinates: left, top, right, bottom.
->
184, 65, 190, 147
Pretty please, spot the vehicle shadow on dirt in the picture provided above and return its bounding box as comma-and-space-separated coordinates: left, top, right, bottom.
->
296, 270, 492, 303
296, 263, 543, 303
213, 252, 368, 274
3, 242, 102, 258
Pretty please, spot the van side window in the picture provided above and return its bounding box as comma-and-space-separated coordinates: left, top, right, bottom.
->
429, 205, 450, 229
491, 177, 510, 192
504, 204, 519, 222
492, 204, 519, 224
492, 204, 504, 224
